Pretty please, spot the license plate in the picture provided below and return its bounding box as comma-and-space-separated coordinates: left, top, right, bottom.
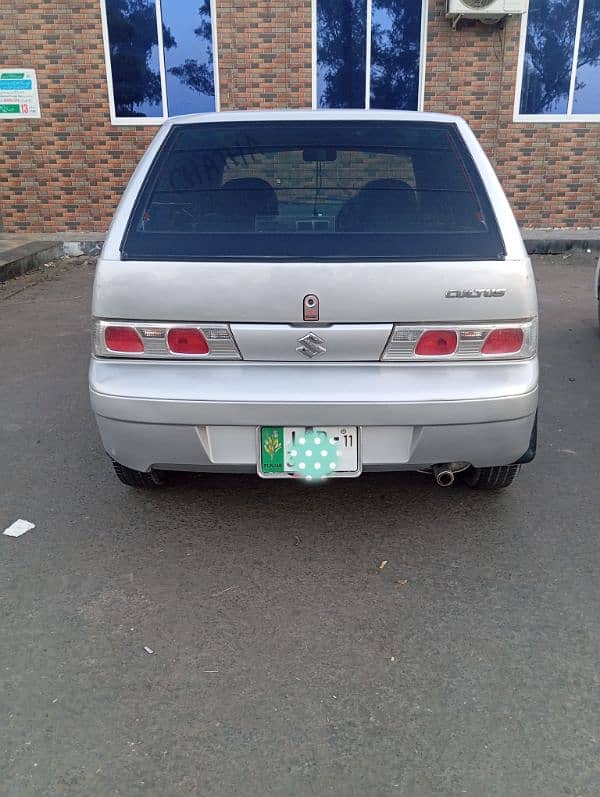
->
258, 426, 360, 479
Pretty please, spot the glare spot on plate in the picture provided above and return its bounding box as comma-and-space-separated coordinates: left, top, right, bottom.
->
299, 437, 306, 445
290, 449, 297, 457
306, 475, 313, 481
314, 437, 321, 445
314, 463, 321, 470
330, 463, 336, 470
299, 462, 306, 470
305, 450, 313, 457
336, 451, 342, 457
321, 450, 327, 457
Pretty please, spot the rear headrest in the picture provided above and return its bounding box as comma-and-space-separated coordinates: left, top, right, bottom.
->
337, 178, 418, 231
357, 179, 417, 213
221, 178, 278, 216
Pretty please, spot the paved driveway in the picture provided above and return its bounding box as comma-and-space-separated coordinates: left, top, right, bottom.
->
1, 253, 599, 796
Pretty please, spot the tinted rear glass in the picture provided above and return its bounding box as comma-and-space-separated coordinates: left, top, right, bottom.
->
123, 120, 506, 261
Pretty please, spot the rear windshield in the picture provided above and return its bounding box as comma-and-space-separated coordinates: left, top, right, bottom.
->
122, 120, 506, 261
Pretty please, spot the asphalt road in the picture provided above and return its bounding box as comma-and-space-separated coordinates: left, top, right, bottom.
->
1, 253, 599, 797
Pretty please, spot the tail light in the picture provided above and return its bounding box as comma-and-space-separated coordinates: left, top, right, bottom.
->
94, 321, 240, 359
104, 325, 144, 353
415, 330, 458, 357
382, 319, 537, 361
167, 328, 209, 354
481, 328, 524, 354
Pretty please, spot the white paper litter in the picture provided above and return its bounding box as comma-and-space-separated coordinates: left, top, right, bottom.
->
3, 519, 35, 538
143, 646, 154, 655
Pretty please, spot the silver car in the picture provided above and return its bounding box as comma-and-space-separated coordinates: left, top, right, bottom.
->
90, 110, 538, 490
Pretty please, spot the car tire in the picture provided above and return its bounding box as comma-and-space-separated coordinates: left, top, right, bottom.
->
462, 464, 521, 490
112, 459, 167, 488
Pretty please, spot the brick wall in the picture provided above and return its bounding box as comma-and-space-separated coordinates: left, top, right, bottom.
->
0, 0, 155, 232
216, 0, 312, 110
0, 0, 597, 232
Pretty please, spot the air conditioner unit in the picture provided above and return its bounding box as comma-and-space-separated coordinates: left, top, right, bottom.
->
447, 0, 528, 18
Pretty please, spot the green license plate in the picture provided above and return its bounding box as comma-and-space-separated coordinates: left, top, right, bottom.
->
259, 426, 360, 479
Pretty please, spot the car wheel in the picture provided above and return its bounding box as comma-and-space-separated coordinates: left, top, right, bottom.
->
112, 459, 167, 488
462, 464, 521, 490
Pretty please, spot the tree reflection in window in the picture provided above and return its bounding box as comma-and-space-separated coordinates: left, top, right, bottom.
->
106, 0, 165, 117
573, 0, 600, 113
317, 0, 423, 110
317, 0, 367, 108
161, 0, 216, 116
370, 0, 422, 110
519, 0, 600, 115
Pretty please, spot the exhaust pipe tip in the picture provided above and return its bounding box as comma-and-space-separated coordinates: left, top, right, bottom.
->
433, 464, 455, 487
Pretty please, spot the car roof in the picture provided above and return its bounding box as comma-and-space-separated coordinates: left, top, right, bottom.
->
165, 109, 466, 128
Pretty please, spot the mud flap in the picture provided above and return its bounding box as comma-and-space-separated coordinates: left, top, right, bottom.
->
513, 412, 538, 464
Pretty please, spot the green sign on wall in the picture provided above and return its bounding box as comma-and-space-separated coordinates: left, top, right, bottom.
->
0, 67, 40, 118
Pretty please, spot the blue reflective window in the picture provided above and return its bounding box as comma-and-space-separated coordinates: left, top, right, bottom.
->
370, 0, 423, 110
317, 0, 367, 108
105, 0, 163, 117
104, 0, 217, 121
519, 0, 600, 116
573, 0, 600, 113
161, 0, 216, 116
519, 0, 579, 114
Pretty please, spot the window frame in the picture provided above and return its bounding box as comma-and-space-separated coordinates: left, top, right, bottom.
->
99, 0, 221, 126
514, 0, 599, 122
311, 0, 429, 111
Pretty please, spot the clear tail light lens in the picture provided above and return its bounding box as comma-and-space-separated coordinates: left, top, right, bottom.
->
94, 321, 240, 359
415, 330, 458, 356
481, 328, 524, 354
382, 319, 536, 361
104, 325, 144, 353
167, 328, 209, 354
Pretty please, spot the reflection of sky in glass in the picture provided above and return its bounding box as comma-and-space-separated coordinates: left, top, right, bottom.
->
370, 0, 422, 110
317, 0, 367, 108
106, 0, 163, 117
161, 0, 215, 116
520, 0, 578, 114
573, 0, 600, 113
136, 44, 162, 116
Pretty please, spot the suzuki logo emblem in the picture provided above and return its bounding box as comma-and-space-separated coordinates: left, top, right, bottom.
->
296, 332, 327, 359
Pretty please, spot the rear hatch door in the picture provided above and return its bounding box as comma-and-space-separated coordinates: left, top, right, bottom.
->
94, 116, 536, 361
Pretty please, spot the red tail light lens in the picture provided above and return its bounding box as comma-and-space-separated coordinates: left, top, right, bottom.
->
167, 328, 210, 354
481, 328, 524, 354
415, 330, 458, 356
105, 325, 144, 353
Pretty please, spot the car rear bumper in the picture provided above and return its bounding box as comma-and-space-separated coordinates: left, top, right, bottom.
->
89, 359, 538, 472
